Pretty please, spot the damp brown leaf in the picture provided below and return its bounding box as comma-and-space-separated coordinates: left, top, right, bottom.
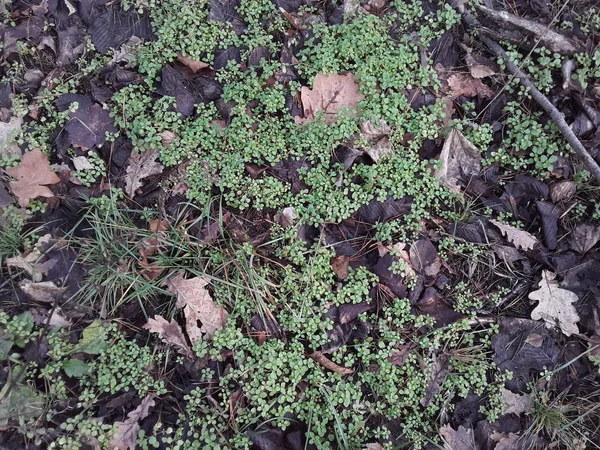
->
6, 148, 60, 207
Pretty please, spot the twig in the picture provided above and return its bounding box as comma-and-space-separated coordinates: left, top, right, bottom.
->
449, 1, 600, 184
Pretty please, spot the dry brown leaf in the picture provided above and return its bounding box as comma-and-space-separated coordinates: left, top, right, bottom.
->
110, 395, 155, 450
549, 180, 576, 203
465, 52, 499, 79
176, 53, 210, 73
447, 73, 494, 99
435, 128, 481, 194
491, 432, 521, 450
331, 255, 350, 280
358, 119, 393, 162
569, 223, 600, 255
501, 388, 532, 415
529, 271, 579, 336
409, 240, 441, 279
6, 149, 60, 207
166, 270, 228, 342
124, 149, 164, 197
295, 73, 364, 125
489, 220, 538, 251
439, 424, 476, 450
143, 315, 193, 358
157, 130, 177, 147
421, 353, 450, 407
387, 342, 416, 367
19, 280, 67, 302
363, 444, 385, 450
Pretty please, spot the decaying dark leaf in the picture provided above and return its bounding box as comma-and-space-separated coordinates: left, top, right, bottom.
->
435, 128, 481, 194
439, 424, 476, 450
421, 353, 450, 407
409, 240, 441, 280
110, 395, 155, 450
549, 180, 576, 203
570, 223, 600, 255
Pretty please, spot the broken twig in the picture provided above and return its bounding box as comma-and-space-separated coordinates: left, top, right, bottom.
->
449, 1, 600, 184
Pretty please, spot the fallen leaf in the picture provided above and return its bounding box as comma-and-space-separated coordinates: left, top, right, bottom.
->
6, 252, 55, 282
549, 180, 576, 203
144, 316, 193, 357
490, 432, 521, 450
465, 52, 499, 79
569, 224, 600, 254
275, 206, 297, 227
19, 280, 67, 302
72, 155, 94, 170
421, 353, 450, 407
410, 240, 441, 280
439, 424, 476, 450
124, 149, 164, 197
529, 270, 579, 336
165, 271, 228, 342
358, 119, 393, 162
0, 115, 23, 158
387, 342, 416, 367
157, 130, 177, 147
435, 129, 481, 194
6, 149, 60, 207
501, 388, 532, 415
363, 444, 384, 450
331, 255, 350, 279
489, 219, 538, 251
73, 320, 108, 355
447, 73, 494, 98
295, 73, 364, 125
177, 53, 210, 72
110, 395, 155, 450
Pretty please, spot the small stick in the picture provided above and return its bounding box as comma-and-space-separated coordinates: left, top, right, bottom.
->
449, 1, 600, 184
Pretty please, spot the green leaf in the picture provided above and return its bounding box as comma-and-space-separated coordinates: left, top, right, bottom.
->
0, 336, 14, 360
72, 320, 108, 355
62, 358, 90, 377
0, 380, 44, 428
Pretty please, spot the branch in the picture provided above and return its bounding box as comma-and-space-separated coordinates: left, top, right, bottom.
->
449, 1, 600, 184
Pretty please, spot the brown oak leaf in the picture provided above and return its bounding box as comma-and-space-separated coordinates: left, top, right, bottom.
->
124, 149, 164, 197
296, 73, 364, 124
143, 316, 193, 358
447, 73, 494, 99
110, 395, 155, 450
166, 270, 228, 342
6, 149, 60, 207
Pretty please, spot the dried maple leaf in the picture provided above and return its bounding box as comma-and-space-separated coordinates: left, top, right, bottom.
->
295, 73, 364, 125
435, 128, 481, 194
447, 73, 494, 98
166, 270, 228, 342
529, 270, 579, 336
124, 149, 164, 197
489, 220, 538, 250
143, 315, 193, 358
439, 424, 476, 450
110, 395, 155, 450
5, 149, 60, 207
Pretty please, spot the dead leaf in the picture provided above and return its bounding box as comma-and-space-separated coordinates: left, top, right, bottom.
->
19, 280, 67, 302
569, 224, 600, 254
524, 333, 543, 348
165, 270, 228, 342
421, 353, 450, 407
358, 119, 393, 162
490, 432, 521, 450
363, 444, 384, 450
0, 115, 23, 158
110, 395, 155, 450
124, 150, 164, 197
435, 129, 481, 194
409, 240, 441, 279
274, 206, 297, 227
489, 219, 538, 251
387, 342, 416, 367
144, 315, 193, 358
307, 350, 354, 374
6, 149, 60, 207
295, 73, 364, 125
177, 53, 210, 72
439, 424, 476, 450
529, 270, 579, 336
447, 73, 494, 98
157, 130, 177, 147
465, 52, 499, 79
501, 388, 532, 415
72, 155, 95, 171
549, 180, 576, 203
331, 255, 350, 280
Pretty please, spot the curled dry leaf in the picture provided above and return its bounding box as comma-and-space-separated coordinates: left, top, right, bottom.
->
176, 53, 210, 72
6, 149, 60, 207
165, 270, 228, 342
447, 73, 494, 98
529, 270, 579, 336
549, 180, 576, 203
489, 219, 538, 251
307, 350, 354, 374
435, 128, 481, 194
465, 51, 499, 79
144, 315, 193, 358
124, 149, 164, 197
296, 73, 364, 125
110, 395, 155, 450
19, 280, 67, 302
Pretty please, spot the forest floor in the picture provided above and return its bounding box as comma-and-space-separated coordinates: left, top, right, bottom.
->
1, 0, 600, 449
